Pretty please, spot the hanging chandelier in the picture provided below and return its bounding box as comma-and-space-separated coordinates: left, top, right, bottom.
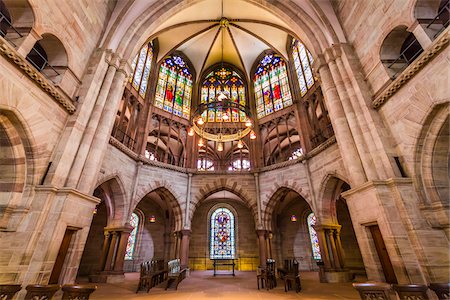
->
187, 1, 256, 150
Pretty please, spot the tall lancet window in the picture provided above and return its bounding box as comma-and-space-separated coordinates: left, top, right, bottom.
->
210, 208, 235, 259
201, 66, 247, 122
307, 212, 321, 260
125, 212, 139, 260
154, 55, 193, 119
130, 41, 154, 98
254, 53, 293, 119
291, 38, 315, 96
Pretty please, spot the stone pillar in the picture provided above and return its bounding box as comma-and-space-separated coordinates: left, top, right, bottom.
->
334, 227, 346, 269
266, 231, 273, 259
315, 227, 332, 269
254, 173, 262, 227
256, 230, 267, 266
99, 232, 111, 271
327, 229, 342, 270
315, 56, 366, 186
179, 230, 191, 269
77, 61, 129, 194
409, 20, 433, 49
66, 59, 118, 188
113, 229, 132, 272
104, 231, 118, 272
185, 174, 192, 228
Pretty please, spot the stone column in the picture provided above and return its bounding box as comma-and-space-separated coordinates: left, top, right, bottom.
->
256, 230, 267, 266
266, 232, 273, 259
409, 20, 433, 49
315, 227, 332, 269
113, 229, 132, 273
185, 174, 192, 228
179, 230, 191, 268
99, 232, 111, 271
66, 59, 118, 188
104, 231, 118, 271
254, 173, 262, 227
315, 56, 366, 186
77, 61, 129, 194
327, 229, 342, 270
334, 227, 346, 269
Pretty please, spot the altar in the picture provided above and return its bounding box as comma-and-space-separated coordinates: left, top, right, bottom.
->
212, 259, 235, 276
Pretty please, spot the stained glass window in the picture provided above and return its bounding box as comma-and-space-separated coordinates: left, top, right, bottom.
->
197, 158, 214, 171
129, 41, 154, 98
291, 38, 315, 97
289, 148, 304, 160
201, 67, 247, 122
254, 54, 293, 119
228, 159, 250, 170
307, 212, 321, 260
154, 55, 193, 119
125, 212, 139, 260
210, 208, 235, 259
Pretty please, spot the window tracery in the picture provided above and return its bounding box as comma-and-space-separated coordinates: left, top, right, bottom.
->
254, 53, 293, 119
130, 41, 154, 98
154, 55, 193, 119
291, 38, 315, 96
210, 207, 235, 259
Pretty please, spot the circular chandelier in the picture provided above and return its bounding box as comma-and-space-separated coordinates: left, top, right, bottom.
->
188, 90, 256, 150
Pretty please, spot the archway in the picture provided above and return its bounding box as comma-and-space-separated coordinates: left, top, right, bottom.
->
266, 188, 319, 271
124, 187, 181, 272
189, 189, 258, 271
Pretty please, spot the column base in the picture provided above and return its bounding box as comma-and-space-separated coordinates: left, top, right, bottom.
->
89, 271, 125, 283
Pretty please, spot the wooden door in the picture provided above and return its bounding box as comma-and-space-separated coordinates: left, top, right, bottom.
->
369, 225, 397, 283
49, 228, 76, 284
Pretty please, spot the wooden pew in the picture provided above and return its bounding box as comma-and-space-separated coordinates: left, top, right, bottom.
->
165, 259, 187, 290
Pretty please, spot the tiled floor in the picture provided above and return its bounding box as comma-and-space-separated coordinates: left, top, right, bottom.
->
90, 271, 361, 299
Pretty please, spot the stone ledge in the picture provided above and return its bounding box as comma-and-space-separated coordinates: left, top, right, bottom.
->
0, 36, 76, 114
372, 28, 449, 109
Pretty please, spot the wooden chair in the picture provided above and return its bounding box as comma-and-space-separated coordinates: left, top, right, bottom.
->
136, 261, 152, 293
165, 259, 186, 290
25, 284, 60, 300
352, 282, 397, 300
0, 284, 22, 299
61, 285, 97, 300
283, 261, 301, 293
393, 284, 429, 300
428, 283, 450, 300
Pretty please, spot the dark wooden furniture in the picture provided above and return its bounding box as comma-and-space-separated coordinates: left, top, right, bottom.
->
256, 259, 276, 290
352, 282, 397, 300
165, 259, 186, 290
61, 285, 97, 300
429, 283, 450, 300
283, 261, 301, 293
0, 284, 22, 299
136, 260, 168, 293
25, 284, 60, 300
212, 259, 235, 276
393, 284, 429, 300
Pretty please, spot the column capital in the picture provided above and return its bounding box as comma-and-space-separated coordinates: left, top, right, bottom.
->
180, 229, 191, 237
256, 229, 268, 237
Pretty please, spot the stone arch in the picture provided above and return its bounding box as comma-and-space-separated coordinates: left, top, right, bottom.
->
413, 0, 448, 40
192, 180, 257, 226
94, 175, 128, 226
414, 103, 449, 228
1, 0, 35, 38
262, 185, 312, 231
133, 181, 183, 231
0, 109, 35, 231
317, 173, 351, 224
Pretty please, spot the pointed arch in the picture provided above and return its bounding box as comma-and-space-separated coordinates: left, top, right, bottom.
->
94, 175, 128, 225
317, 173, 351, 224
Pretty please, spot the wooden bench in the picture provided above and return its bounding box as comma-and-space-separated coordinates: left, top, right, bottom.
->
136, 260, 167, 293
0, 284, 22, 299
62, 284, 97, 300
429, 283, 450, 299
165, 259, 186, 290
393, 284, 429, 300
25, 284, 60, 300
352, 282, 397, 300
212, 259, 235, 276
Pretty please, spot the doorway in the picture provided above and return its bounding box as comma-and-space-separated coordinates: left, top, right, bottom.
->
368, 225, 397, 283
49, 228, 77, 284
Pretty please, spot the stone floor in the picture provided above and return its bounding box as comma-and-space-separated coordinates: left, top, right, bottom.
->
89, 271, 362, 299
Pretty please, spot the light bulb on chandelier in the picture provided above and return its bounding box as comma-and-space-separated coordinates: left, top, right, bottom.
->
217, 141, 224, 152
245, 119, 252, 127
237, 140, 243, 149
250, 130, 256, 140
198, 138, 204, 147
188, 127, 194, 136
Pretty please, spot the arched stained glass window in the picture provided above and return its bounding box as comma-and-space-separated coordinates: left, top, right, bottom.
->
210, 207, 235, 259
154, 55, 193, 119
201, 67, 247, 122
291, 38, 315, 97
130, 41, 154, 98
254, 54, 293, 119
307, 212, 321, 260
125, 212, 139, 260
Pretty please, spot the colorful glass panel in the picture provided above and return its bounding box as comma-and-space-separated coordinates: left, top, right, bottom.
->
292, 38, 315, 96
307, 212, 321, 260
210, 208, 235, 259
201, 66, 247, 123
125, 212, 139, 260
253, 53, 292, 118
154, 55, 192, 119
130, 42, 154, 97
